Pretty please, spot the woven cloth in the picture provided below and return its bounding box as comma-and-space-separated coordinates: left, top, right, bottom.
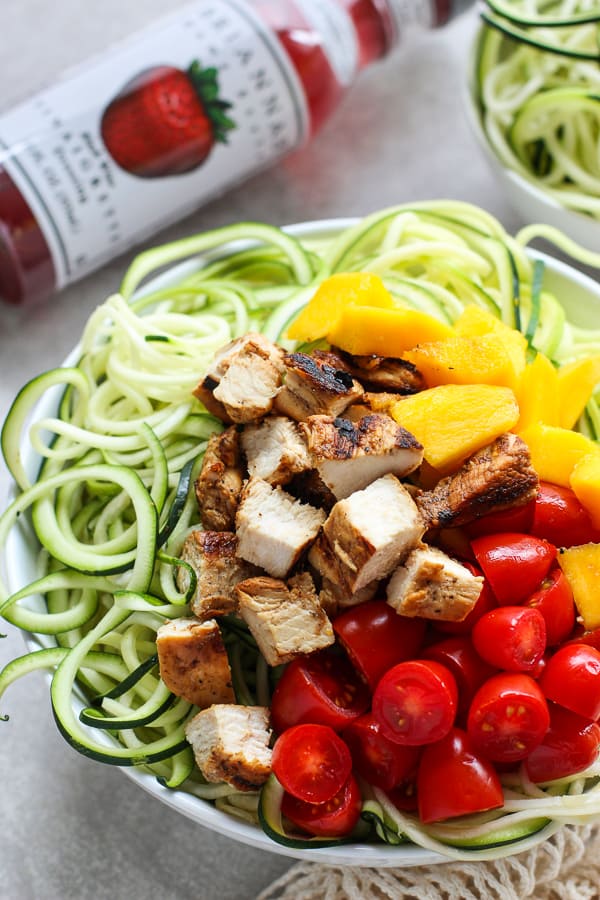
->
257, 825, 600, 899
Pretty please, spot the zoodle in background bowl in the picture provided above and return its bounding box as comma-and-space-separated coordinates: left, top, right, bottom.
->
475, 0, 600, 219
2, 203, 600, 860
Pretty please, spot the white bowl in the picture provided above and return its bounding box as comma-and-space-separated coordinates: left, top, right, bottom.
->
465, 24, 600, 253
5, 218, 600, 867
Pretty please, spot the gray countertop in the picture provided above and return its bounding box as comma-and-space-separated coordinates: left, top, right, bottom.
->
0, 4, 522, 898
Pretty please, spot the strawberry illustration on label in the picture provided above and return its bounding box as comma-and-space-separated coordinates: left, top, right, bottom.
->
100, 61, 235, 178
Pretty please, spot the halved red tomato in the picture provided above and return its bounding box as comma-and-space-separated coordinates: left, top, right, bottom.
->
471, 533, 556, 604
333, 600, 426, 690
271, 723, 352, 803
531, 482, 600, 548
525, 704, 600, 783
281, 773, 363, 838
417, 727, 504, 823
372, 659, 457, 746
525, 566, 575, 647
472, 606, 546, 673
270, 649, 370, 734
343, 713, 421, 792
467, 673, 550, 762
539, 644, 600, 721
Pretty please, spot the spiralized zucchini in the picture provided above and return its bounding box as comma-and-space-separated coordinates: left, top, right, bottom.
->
2, 204, 600, 856
477, 0, 600, 218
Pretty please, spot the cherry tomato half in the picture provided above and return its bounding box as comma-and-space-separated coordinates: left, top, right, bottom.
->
467, 673, 550, 762
525, 566, 575, 647
343, 713, 421, 792
372, 660, 457, 746
471, 533, 556, 605
417, 727, 504, 824
539, 644, 600, 721
271, 723, 352, 803
281, 773, 363, 838
270, 649, 370, 734
333, 601, 426, 690
423, 636, 496, 715
531, 482, 600, 548
472, 606, 546, 673
525, 704, 600, 783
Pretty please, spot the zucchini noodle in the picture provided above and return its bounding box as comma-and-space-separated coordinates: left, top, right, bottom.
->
476, 0, 600, 218
2, 205, 600, 857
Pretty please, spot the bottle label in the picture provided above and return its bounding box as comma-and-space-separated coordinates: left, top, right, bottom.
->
292, 0, 359, 86
0, 0, 309, 289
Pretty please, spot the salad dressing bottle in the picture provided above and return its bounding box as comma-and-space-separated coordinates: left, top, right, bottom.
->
0, 0, 470, 306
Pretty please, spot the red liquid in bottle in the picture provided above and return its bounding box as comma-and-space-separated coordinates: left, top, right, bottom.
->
0, 0, 453, 305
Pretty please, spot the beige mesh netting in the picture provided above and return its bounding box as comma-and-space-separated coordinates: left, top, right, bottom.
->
258, 825, 600, 900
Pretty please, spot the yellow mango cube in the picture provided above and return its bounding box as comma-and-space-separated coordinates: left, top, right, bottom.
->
516, 353, 560, 431
327, 306, 454, 357
285, 272, 394, 342
557, 357, 600, 430
391, 384, 519, 473
404, 335, 516, 389
519, 423, 600, 487
570, 453, 600, 529
558, 543, 600, 630
454, 305, 527, 384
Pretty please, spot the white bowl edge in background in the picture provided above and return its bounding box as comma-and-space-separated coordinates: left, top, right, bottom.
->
464, 24, 600, 254
5, 217, 600, 867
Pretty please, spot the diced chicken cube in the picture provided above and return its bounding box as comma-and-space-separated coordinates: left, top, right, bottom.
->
241, 416, 310, 486
319, 474, 426, 593
318, 577, 378, 618
177, 530, 260, 620
275, 352, 364, 421
236, 572, 334, 665
301, 413, 423, 499
417, 432, 539, 529
185, 704, 272, 791
387, 545, 483, 622
194, 333, 284, 424
157, 617, 235, 708
194, 426, 243, 532
236, 478, 326, 578
327, 348, 425, 394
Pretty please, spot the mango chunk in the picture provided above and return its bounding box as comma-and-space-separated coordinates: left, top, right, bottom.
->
327, 306, 454, 357
558, 543, 600, 630
391, 384, 519, 473
519, 423, 600, 487
285, 272, 394, 342
454, 305, 527, 383
516, 353, 560, 431
404, 335, 516, 389
557, 357, 600, 430
570, 453, 600, 529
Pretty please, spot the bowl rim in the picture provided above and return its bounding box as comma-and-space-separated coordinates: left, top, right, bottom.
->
5, 216, 600, 867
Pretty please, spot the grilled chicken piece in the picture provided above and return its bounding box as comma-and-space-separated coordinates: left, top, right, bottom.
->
328, 348, 425, 394
387, 546, 483, 622
275, 352, 364, 422
317, 474, 426, 593
194, 333, 284, 424
318, 577, 378, 618
301, 413, 423, 499
287, 469, 337, 513
194, 426, 243, 532
236, 572, 334, 666
236, 478, 326, 579
176, 530, 260, 620
185, 704, 272, 791
417, 433, 539, 529
157, 617, 235, 708
241, 416, 310, 486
